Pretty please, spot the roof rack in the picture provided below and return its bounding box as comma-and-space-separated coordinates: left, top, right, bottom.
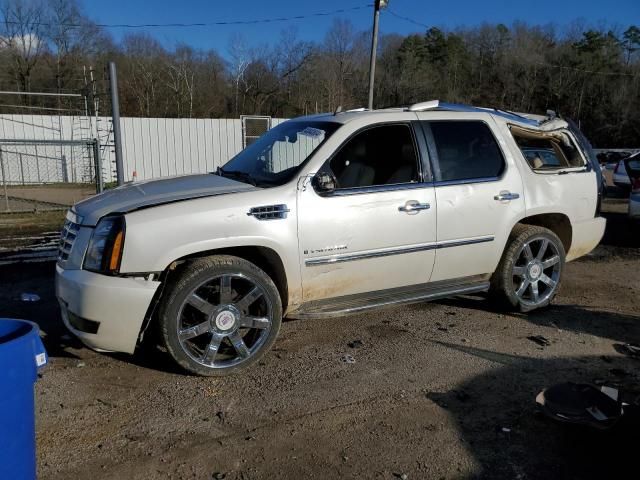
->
334, 106, 368, 115
406, 99, 541, 126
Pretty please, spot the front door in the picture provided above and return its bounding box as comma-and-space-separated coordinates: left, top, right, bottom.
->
297, 123, 437, 302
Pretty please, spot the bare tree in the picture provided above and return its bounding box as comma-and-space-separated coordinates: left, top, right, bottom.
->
45, 0, 108, 95
0, 0, 46, 96
120, 33, 166, 116
165, 45, 197, 117
0, 5, 637, 147
228, 33, 250, 117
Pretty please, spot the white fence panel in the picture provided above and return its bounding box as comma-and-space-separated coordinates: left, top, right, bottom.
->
1, 115, 287, 183
116, 116, 277, 182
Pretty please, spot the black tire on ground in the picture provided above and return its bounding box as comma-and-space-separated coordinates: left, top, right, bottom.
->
158, 255, 282, 376
489, 224, 566, 313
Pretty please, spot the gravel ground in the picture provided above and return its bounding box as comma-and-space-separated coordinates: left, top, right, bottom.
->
5, 184, 95, 209
1, 194, 639, 480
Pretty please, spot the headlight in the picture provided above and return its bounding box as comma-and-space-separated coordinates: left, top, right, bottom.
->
83, 215, 125, 274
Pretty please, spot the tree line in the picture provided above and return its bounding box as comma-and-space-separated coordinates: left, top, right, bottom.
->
1, 0, 639, 147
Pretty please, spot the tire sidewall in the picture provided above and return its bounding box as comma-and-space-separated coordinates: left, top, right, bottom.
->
498, 228, 566, 312
159, 256, 282, 376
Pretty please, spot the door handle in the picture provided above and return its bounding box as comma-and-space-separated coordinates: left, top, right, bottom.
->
494, 191, 520, 201
398, 200, 431, 213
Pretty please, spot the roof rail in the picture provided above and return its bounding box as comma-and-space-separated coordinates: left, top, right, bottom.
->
333, 106, 368, 115
407, 100, 442, 112
407, 99, 541, 126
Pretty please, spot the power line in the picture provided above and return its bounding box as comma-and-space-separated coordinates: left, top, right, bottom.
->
0, 104, 83, 112
0, 91, 82, 97
385, 8, 429, 30
1, 4, 372, 29
533, 62, 637, 77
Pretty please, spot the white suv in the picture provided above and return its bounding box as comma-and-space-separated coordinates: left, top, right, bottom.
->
56, 101, 606, 375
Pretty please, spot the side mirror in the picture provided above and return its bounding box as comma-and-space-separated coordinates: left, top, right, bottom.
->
312, 171, 337, 194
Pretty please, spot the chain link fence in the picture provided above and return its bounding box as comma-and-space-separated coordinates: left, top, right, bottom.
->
0, 111, 288, 212
0, 140, 100, 213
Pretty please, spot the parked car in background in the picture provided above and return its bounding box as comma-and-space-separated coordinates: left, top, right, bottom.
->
56, 100, 606, 376
599, 151, 631, 169
625, 153, 640, 219
613, 160, 631, 189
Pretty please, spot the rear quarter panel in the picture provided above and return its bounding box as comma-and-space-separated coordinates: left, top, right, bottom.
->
494, 121, 602, 260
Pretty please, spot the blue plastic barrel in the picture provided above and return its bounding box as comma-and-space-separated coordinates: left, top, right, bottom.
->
0, 319, 48, 480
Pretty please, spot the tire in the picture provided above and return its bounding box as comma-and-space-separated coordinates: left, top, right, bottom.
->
490, 225, 565, 313
158, 255, 282, 376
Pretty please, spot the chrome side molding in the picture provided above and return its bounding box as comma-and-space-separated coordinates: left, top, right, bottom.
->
305, 236, 494, 266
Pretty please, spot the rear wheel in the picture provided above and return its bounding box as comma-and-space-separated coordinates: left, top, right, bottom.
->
158, 255, 282, 376
490, 225, 565, 312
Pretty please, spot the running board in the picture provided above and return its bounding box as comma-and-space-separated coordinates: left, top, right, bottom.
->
288, 278, 490, 319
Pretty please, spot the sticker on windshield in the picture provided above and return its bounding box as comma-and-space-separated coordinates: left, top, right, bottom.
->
299, 127, 325, 138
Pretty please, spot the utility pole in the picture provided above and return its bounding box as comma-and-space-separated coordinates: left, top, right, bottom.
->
368, 0, 389, 110
89, 66, 103, 193
0, 148, 9, 212
93, 138, 103, 194
108, 62, 125, 186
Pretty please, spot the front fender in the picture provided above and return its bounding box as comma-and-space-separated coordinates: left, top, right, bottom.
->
118, 193, 302, 308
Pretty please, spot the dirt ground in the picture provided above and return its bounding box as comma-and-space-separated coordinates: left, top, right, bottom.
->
2, 184, 95, 212
0, 189, 639, 480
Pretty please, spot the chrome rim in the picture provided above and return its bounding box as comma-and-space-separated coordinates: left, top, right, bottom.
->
177, 273, 272, 369
512, 236, 561, 306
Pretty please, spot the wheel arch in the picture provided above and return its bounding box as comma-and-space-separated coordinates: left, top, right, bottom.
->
138, 245, 291, 346
166, 246, 289, 309
513, 212, 572, 254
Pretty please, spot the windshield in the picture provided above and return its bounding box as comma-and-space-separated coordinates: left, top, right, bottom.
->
219, 120, 340, 187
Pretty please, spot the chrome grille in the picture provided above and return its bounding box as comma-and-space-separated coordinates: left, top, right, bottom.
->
58, 219, 80, 263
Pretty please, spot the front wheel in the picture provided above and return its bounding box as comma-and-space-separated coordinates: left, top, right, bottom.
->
158, 255, 282, 376
490, 225, 565, 312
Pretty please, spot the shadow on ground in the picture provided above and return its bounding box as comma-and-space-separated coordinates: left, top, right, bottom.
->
0, 261, 84, 358
426, 345, 640, 479
437, 295, 640, 347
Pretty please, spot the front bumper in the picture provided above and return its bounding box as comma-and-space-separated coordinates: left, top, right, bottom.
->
55, 264, 161, 354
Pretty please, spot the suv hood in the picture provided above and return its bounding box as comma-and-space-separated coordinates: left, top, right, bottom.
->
74, 174, 255, 226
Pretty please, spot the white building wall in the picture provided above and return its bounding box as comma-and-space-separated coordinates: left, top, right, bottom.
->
118, 117, 286, 182
0, 114, 287, 184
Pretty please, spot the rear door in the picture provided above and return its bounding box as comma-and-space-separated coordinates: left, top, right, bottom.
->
417, 115, 526, 282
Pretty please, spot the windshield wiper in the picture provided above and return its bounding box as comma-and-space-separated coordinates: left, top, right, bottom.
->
216, 167, 257, 186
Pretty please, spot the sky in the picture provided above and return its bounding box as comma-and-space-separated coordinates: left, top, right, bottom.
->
85, 0, 640, 53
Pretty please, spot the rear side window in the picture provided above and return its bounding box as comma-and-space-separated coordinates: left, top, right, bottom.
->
427, 121, 505, 182
510, 127, 586, 171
